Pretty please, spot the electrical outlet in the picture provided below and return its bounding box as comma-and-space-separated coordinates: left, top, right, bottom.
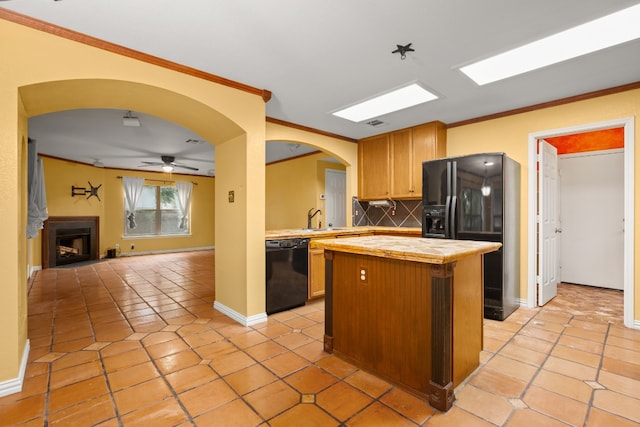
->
359, 266, 368, 283
130, 243, 135, 250
115, 243, 120, 250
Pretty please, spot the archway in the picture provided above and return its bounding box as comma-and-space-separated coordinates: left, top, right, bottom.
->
265, 123, 359, 230
17, 78, 268, 323
1, 14, 270, 393
20, 79, 243, 143
265, 139, 352, 230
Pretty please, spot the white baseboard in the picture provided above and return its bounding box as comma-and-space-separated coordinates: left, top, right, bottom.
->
0, 339, 30, 397
28, 265, 42, 278
213, 301, 267, 327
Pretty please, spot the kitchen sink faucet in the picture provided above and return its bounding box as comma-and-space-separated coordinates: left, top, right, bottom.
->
307, 208, 322, 229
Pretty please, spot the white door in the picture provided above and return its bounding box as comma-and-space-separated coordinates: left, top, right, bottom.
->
559, 151, 624, 290
538, 140, 560, 306
325, 169, 346, 227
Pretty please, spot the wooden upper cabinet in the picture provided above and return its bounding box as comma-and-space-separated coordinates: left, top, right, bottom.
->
390, 128, 414, 198
409, 121, 447, 198
359, 121, 446, 200
358, 133, 390, 200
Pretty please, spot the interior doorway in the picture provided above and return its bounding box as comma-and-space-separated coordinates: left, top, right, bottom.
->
527, 117, 635, 328
559, 149, 624, 290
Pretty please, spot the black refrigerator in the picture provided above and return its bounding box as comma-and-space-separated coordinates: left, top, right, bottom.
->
422, 153, 520, 320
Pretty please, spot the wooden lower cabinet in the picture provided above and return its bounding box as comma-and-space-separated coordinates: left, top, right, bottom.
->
308, 246, 326, 298
309, 233, 374, 298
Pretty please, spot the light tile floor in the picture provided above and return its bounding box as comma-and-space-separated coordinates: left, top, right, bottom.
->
1, 250, 639, 426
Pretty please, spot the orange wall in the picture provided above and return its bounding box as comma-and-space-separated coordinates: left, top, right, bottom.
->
546, 127, 624, 154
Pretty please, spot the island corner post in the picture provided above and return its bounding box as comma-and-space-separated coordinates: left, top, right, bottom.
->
317, 236, 499, 413
428, 262, 456, 411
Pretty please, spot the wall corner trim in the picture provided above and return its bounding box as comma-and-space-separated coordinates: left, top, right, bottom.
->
0, 340, 30, 398
213, 302, 268, 327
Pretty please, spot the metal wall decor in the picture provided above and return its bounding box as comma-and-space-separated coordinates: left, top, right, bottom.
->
71, 181, 102, 201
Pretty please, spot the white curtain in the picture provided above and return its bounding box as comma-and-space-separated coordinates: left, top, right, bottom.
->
26, 139, 48, 239
123, 176, 144, 229
176, 182, 193, 230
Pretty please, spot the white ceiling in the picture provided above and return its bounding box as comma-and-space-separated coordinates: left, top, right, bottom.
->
4, 0, 640, 175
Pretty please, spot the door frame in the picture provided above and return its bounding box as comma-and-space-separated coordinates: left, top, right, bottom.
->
527, 117, 635, 328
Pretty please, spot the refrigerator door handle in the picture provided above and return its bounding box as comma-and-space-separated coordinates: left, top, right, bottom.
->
445, 195, 452, 238
450, 161, 457, 195
448, 160, 457, 239
450, 195, 457, 239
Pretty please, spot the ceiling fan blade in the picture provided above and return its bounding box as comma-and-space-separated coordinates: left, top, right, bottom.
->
140, 161, 164, 166
172, 163, 199, 171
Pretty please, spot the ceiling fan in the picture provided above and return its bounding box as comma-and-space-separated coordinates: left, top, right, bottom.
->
140, 155, 199, 172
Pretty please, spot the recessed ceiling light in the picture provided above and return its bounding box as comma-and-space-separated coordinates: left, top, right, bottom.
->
460, 3, 640, 85
332, 83, 438, 123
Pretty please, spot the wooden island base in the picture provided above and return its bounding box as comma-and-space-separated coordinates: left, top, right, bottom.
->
316, 236, 498, 412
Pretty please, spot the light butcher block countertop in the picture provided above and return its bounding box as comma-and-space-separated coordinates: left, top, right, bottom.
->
265, 226, 421, 240
310, 235, 501, 264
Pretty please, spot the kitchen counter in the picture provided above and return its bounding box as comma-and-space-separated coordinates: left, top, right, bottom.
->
310, 235, 501, 264
265, 226, 421, 240
315, 235, 500, 412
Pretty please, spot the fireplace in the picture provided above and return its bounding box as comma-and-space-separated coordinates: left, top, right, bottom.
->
42, 216, 99, 268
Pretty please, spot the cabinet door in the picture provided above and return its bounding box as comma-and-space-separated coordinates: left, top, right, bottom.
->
358, 134, 390, 200
390, 129, 414, 198
411, 121, 447, 197
308, 247, 325, 298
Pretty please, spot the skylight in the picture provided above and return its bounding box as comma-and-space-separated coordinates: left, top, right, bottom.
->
460, 3, 640, 85
332, 83, 438, 123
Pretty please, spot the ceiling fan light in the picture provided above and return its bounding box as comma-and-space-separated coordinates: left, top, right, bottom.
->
162, 164, 174, 172
123, 110, 141, 127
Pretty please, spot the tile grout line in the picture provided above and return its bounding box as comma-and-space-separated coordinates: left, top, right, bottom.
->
81, 265, 123, 427
501, 312, 568, 426
583, 321, 614, 424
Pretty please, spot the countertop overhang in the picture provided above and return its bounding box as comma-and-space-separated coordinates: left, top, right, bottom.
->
266, 226, 421, 240
311, 235, 501, 264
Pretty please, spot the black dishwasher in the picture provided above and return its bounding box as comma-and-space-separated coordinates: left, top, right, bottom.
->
266, 238, 309, 315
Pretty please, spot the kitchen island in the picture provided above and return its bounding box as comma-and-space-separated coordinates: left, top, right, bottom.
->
311, 235, 501, 412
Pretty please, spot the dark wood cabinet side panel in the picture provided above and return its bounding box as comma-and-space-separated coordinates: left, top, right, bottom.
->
332, 253, 432, 395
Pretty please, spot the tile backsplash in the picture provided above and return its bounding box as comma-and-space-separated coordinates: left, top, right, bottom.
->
352, 197, 422, 228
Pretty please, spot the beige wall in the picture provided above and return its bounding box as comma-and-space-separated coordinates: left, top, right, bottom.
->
266, 153, 346, 230
447, 88, 639, 319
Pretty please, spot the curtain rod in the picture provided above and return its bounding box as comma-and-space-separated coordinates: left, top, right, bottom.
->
116, 176, 198, 185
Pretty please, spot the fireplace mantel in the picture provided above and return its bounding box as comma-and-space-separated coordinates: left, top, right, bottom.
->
42, 216, 99, 268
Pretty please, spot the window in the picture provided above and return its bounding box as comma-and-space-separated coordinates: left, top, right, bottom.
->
124, 185, 189, 236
